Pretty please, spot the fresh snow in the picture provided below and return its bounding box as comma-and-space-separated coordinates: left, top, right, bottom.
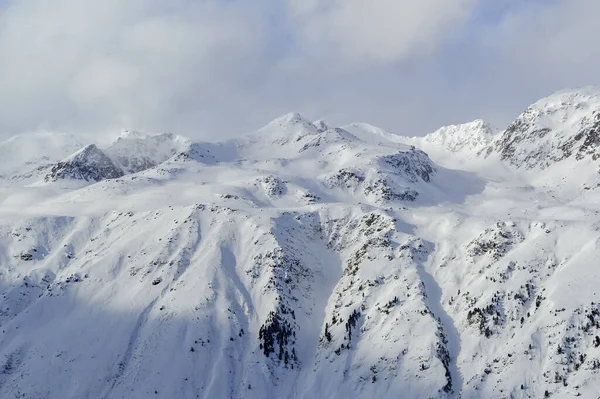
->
105, 132, 189, 174
1, 88, 600, 398
421, 119, 497, 154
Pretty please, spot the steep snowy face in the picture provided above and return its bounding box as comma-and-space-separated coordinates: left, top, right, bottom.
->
486, 87, 600, 169
424, 119, 497, 154
44, 144, 124, 183
0, 204, 464, 399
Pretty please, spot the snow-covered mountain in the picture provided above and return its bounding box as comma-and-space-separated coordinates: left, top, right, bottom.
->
1, 88, 600, 398
105, 131, 190, 174
0, 132, 86, 184
481, 87, 600, 197
485, 87, 600, 169
424, 119, 497, 154
44, 144, 125, 183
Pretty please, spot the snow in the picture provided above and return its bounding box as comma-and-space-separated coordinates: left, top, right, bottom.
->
43, 144, 124, 183
1, 88, 600, 398
421, 119, 497, 153
0, 132, 86, 185
105, 132, 189, 174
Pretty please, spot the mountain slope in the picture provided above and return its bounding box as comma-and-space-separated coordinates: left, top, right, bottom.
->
1, 90, 600, 398
485, 87, 600, 169
105, 131, 189, 174
44, 144, 124, 183
477, 87, 600, 199
424, 119, 497, 154
0, 132, 86, 185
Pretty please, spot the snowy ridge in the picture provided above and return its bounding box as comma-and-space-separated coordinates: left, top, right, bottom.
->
43, 144, 124, 183
2, 88, 600, 398
485, 87, 600, 169
424, 119, 497, 153
105, 132, 189, 174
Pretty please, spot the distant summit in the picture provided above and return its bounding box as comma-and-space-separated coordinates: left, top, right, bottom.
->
424, 119, 497, 153
485, 86, 600, 169
44, 144, 124, 182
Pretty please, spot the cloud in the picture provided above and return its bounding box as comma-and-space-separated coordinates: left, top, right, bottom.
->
0, 0, 268, 137
441, 0, 600, 128
0, 0, 598, 141
286, 0, 478, 66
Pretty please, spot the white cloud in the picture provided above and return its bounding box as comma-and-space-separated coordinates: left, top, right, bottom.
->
0, 0, 268, 136
0, 0, 598, 140
448, 0, 600, 127
286, 0, 478, 66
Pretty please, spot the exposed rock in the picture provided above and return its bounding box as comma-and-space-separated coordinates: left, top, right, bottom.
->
44, 144, 124, 183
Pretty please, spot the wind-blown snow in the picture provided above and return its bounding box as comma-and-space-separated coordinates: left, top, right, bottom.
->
105, 132, 189, 174
0, 132, 86, 184
1, 88, 600, 398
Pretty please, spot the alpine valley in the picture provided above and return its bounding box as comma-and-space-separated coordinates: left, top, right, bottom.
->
2, 88, 600, 399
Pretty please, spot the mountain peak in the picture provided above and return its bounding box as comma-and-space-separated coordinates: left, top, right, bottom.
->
424, 119, 497, 153
251, 112, 322, 145
487, 86, 600, 169
537, 86, 600, 104
263, 112, 316, 130
65, 143, 102, 159
44, 144, 124, 183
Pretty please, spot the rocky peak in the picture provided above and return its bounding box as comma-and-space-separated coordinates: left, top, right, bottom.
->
424, 119, 497, 153
44, 144, 124, 183
486, 87, 600, 169
258, 113, 321, 144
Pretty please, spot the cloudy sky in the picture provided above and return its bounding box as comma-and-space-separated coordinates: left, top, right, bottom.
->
0, 0, 598, 140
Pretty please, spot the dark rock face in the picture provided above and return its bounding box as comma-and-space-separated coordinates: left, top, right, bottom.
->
379, 148, 436, 183
488, 103, 600, 169
488, 106, 560, 169
466, 222, 524, 261
363, 179, 419, 202
44, 144, 124, 183
574, 111, 600, 161
260, 175, 286, 197
326, 169, 365, 189
324, 148, 435, 204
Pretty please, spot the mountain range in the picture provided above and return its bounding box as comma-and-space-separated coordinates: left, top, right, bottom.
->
1, 87, 600, 398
